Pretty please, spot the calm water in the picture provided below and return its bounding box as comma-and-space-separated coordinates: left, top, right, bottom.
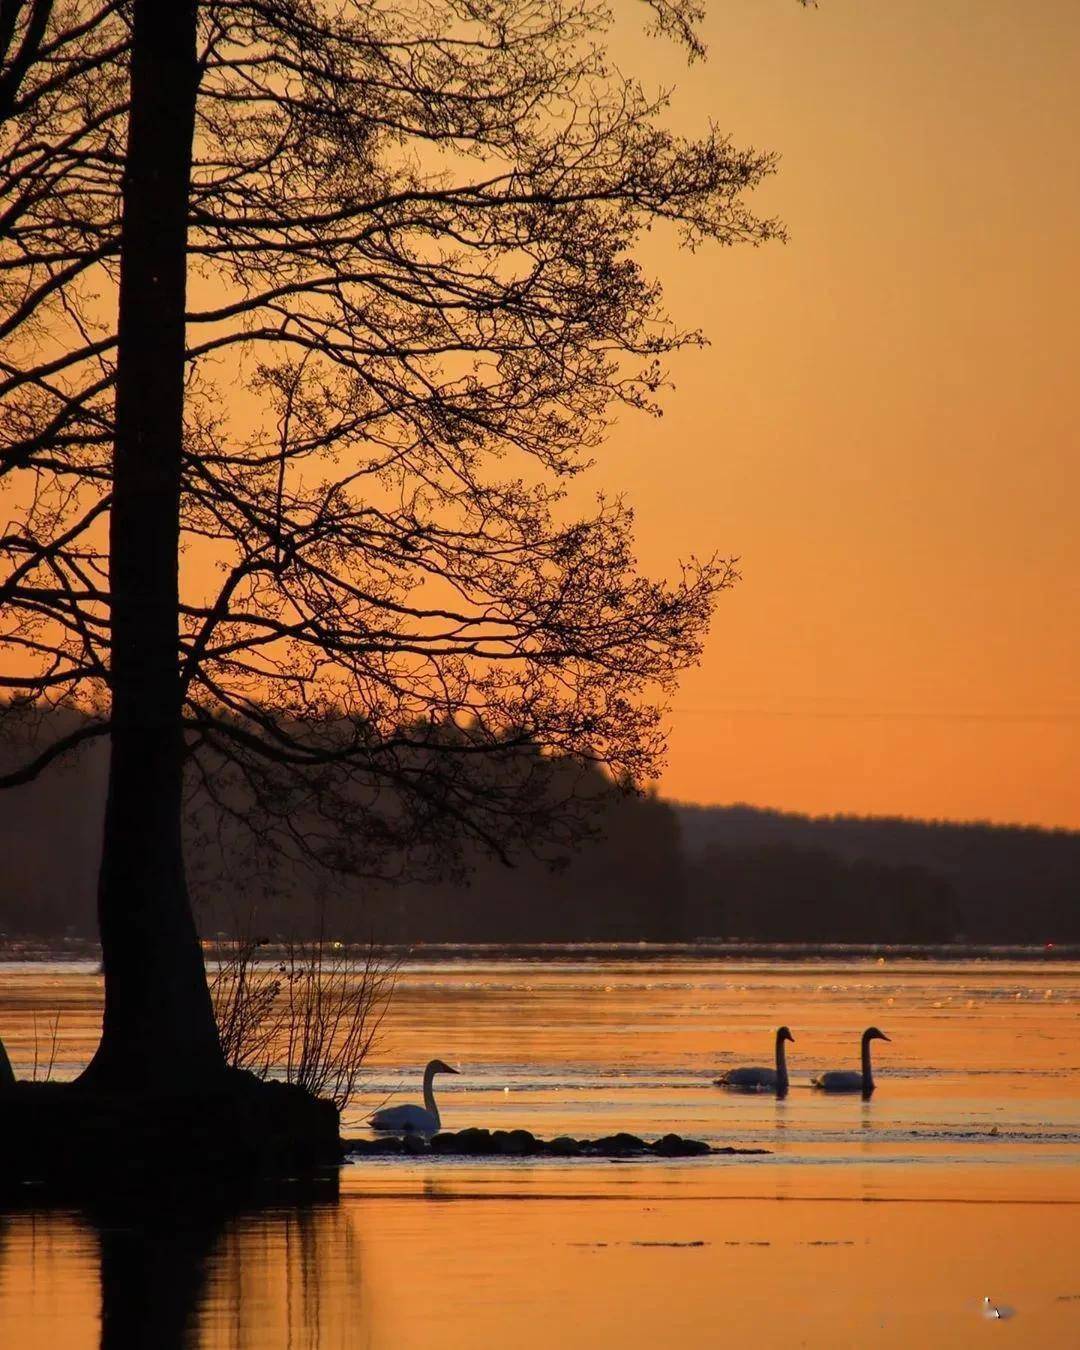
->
0, 956, 1077, 1346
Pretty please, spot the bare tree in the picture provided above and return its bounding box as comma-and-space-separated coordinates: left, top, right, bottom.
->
1, 0, 798, 1086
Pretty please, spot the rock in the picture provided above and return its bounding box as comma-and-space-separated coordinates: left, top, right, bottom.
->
342, 1136, 405, 1156
457, 1128, 495, 1154
587, 1132, 648, 1156
436, 1128, 494, 1154
344, 1128, 755, 1161
493, 1129, 538, 1156
650, 1134, 711, 1157
545, 1136, 583, 1157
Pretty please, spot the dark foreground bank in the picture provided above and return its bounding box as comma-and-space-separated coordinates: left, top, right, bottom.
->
1, 1075, 733, 1204
0, 1072, 339, 1204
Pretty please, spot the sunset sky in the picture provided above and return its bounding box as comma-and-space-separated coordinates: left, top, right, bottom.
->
5, 2, 1076, 833
603, 0, 1079, 828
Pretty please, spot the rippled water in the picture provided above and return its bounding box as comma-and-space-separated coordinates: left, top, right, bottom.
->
1, 956, 1077, 1346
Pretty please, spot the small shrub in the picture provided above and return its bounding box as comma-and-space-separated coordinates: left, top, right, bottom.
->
31, 1010, 60, 1082
210, 934, 398, 1110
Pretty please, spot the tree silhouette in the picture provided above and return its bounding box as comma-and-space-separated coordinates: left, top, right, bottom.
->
1, 0, 787, 1085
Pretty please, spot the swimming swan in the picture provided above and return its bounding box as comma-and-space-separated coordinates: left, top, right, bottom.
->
715, 1026, 795, 1095
811, 1027, 890, 1096
370, 1058, 458, 1134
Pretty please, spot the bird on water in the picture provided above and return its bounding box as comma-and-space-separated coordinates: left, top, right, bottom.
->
715, 1026, 795, 1096
370, 1058, 459, 1134
811, 1026, 890, 1096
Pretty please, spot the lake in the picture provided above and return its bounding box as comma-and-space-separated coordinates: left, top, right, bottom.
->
0, 955, 1077, 1346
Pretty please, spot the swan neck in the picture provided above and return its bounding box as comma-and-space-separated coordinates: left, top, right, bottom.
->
423, 1065, 440, 1127
861, 1036, 874, 1089
774, 1032, 789, 1090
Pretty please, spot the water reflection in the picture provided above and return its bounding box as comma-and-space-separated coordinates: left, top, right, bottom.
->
95, 1196, 222, 1349
206, 1202, 366, 1350
1, 960, 1078, 1347
0, 1181, 366, 1350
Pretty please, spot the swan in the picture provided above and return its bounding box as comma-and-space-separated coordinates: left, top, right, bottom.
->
370, 1059, 458, 1134
811, 1027, 890, 1095
715, 1026, 795, 1095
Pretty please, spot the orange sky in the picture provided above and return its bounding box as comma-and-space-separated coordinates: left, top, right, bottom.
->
6, 3, 1077, 832
599, 0, 1080, 828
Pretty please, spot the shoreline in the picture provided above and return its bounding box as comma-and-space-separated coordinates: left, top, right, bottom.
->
1, 938, 1075, 964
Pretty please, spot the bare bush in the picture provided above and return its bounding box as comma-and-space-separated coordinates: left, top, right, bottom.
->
210, 935, 398, 1110
210, 937, 284, 1075
31, 1011, 61, 1082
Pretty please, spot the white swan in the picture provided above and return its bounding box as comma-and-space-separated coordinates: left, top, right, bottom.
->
811, 1026, 890, 1096
370, 1058, 458, 1134
715, 1026, 795, 1095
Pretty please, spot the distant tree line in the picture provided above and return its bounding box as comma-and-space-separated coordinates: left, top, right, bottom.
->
677, 805, 1079, 944
1, 712, 1076, 944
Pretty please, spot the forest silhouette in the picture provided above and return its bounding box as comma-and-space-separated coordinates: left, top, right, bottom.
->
3, 710, 1075, 946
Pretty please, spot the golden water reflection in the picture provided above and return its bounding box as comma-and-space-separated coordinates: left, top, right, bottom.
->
0, 1201, 367, 1350
2, 1180, 1078, 1348
0, 957, 1077, 1346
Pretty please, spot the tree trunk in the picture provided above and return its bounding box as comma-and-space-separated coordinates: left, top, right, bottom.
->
81, 0, 222, 1087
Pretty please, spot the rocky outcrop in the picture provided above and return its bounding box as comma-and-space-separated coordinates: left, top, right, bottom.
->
342, 1129, 766, 1159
